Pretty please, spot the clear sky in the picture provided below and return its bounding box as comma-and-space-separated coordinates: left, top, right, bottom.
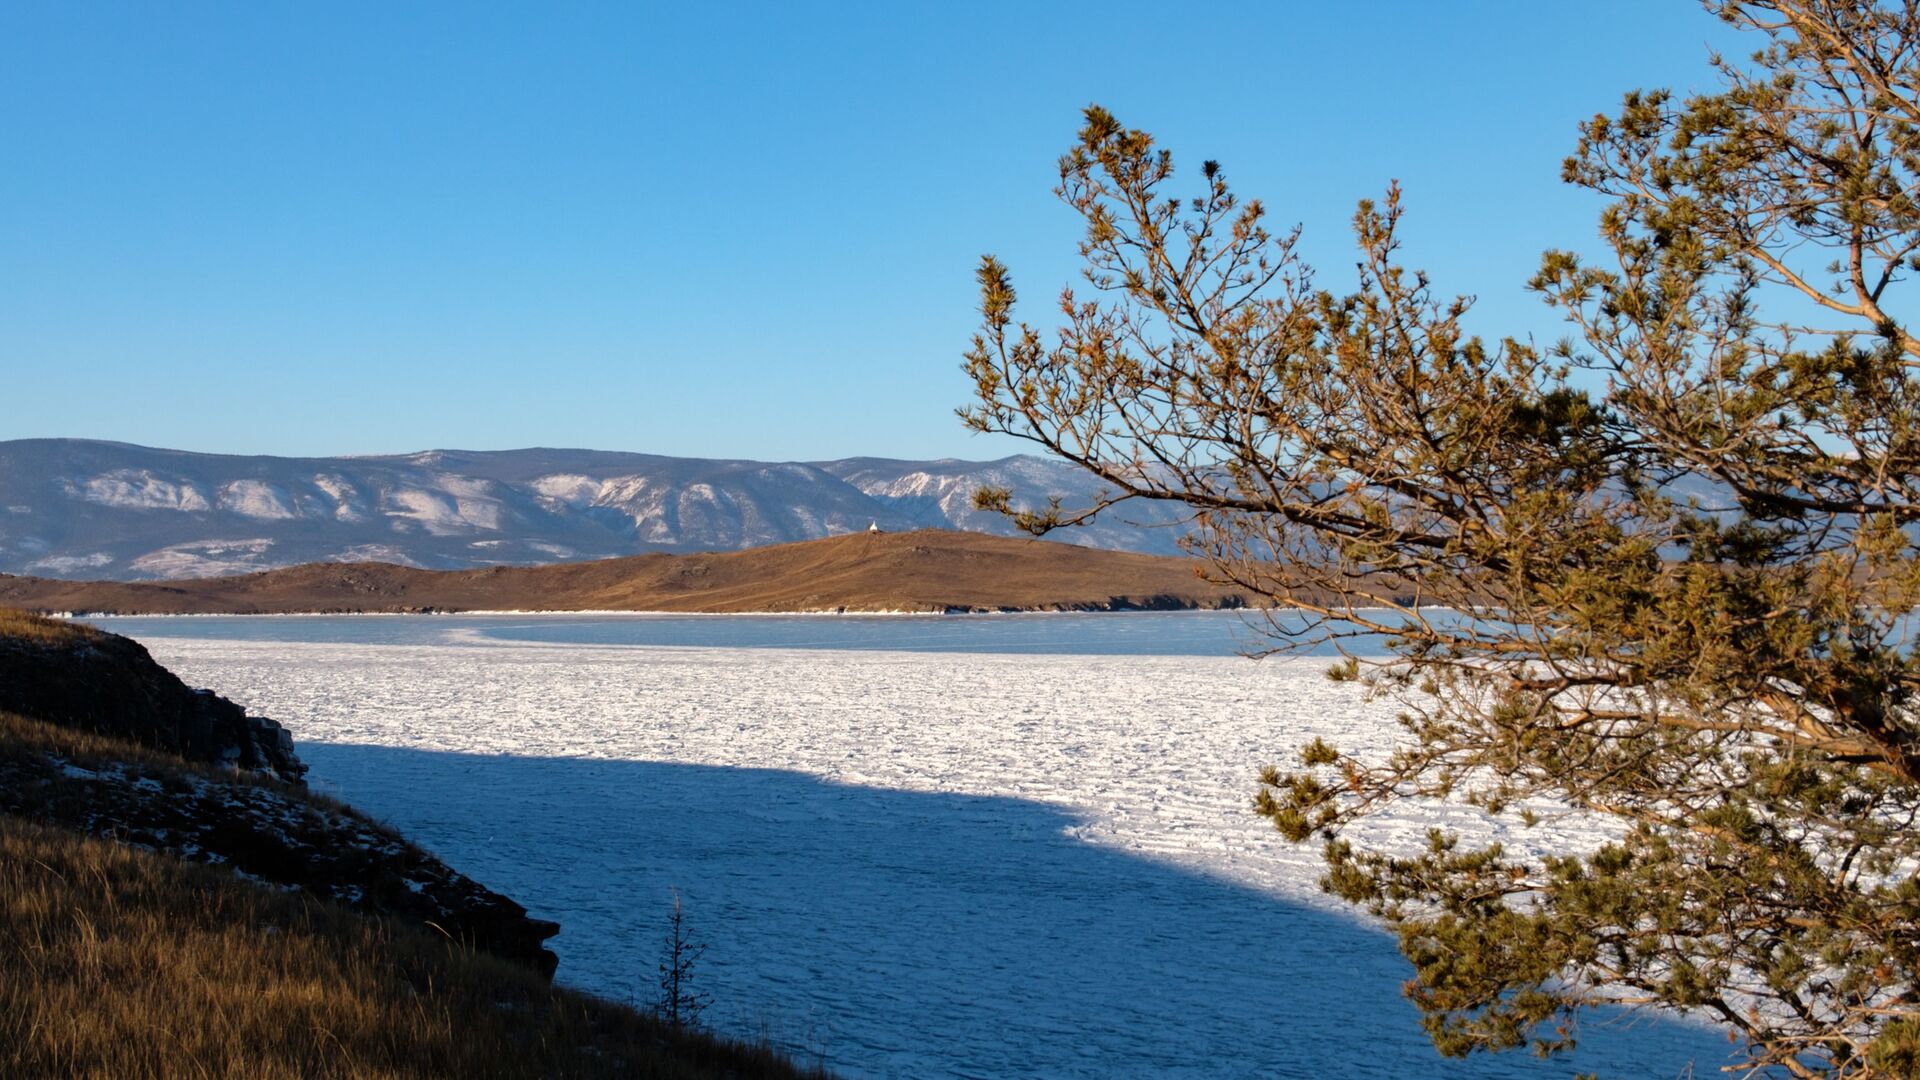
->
1, 2, 1740, 462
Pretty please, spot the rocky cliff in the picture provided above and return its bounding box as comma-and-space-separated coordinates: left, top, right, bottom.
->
0, 619, 304, 782
0, 612, 561, 976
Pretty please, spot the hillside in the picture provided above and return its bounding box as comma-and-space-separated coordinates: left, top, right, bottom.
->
0, 438, 1195, 579
0, 529, 1248, 615
0, 610, 823, 1078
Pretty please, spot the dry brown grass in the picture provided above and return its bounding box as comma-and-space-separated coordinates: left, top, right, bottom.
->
0, 529, 1255, 614
0, 707, 358, 818
0, 607, 828, 1078
0, 815, 825, 1079
0, 607, 101, 646
0, 707, 175, 771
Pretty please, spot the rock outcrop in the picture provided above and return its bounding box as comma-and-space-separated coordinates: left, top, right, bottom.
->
0, 749, 560, 976
0, 620, 306, 782
0, 612, 560, 977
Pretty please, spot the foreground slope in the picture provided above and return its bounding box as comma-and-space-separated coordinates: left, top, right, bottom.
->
0, 610, 823, 1079
0, 818, 822, 1080
0, 529, 1248, 614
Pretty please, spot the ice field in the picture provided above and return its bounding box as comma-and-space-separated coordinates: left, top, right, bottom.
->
105, 613, 1735, 1078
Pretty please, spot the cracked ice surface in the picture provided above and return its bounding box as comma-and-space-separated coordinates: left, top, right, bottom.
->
126, 620, 1731, 1079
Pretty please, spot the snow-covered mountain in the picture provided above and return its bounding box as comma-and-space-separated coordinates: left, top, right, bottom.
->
0, 440, 1194, 579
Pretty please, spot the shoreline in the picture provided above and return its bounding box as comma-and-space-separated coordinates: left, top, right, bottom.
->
74, 604, 1269, 620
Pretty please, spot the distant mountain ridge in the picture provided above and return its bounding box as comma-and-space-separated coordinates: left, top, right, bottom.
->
0, 439, 1191, 580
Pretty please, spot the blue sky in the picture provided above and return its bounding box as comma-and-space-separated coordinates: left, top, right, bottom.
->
1, 2, 1739, 461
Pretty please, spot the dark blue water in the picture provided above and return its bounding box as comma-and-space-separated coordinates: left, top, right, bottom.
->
93, 610, 1377, 656
88, 608, 1732, 1076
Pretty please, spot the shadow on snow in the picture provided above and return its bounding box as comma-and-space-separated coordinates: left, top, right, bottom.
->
307, 744, 1736, 1080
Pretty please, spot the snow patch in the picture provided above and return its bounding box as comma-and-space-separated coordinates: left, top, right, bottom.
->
383, 489, 504, 534
129, 539, 275, 578
132, 627, 1726, 1080
431, 473, 496, 499
72, 470, 212, 512
56, 760, 107, 781
311, 474, 369, 523
25, 552, 114, 574
218, 480, 297, 520
531, 474, 604, 507
332, 544, 422, 567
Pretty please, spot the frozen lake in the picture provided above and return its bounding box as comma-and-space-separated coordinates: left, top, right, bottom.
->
95, 609, 1316, 654
99, 612, 1734, 1078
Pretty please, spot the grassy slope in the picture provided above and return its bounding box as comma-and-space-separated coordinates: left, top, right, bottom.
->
0, 528, 1253, 614
0, 611, 824, 1079
0, 816, 821, 1079
0, 605, 105, 643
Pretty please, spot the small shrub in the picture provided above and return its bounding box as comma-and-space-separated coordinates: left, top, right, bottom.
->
656, 887, 715, 1031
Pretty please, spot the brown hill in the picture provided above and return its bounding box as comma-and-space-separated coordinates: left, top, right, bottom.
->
0, 529, 1248, 615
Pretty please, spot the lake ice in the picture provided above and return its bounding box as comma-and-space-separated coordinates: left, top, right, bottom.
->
100, 613, 1735, 1078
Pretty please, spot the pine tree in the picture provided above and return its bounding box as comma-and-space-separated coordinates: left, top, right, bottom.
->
961, 3, 1920, 1074
655, 889, 712, 1031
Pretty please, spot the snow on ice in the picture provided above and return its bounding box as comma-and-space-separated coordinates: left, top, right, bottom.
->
131, 622, 1732, 1079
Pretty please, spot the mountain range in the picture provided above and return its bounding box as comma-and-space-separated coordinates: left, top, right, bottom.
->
0, 439, 1191, 580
